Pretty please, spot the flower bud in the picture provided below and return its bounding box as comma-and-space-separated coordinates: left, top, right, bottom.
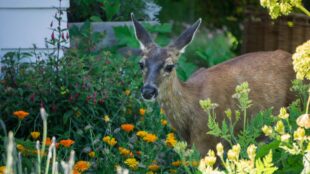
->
247, 144, 257, 161
262, 125, 273, 136
216, 143, 224, 157
294, 127, 305, 141
278, 107, 289, 119
227, 149, 237, 161
275, 120, 285, 134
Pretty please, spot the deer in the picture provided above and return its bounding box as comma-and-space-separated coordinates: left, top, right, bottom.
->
131, 14, 296, 155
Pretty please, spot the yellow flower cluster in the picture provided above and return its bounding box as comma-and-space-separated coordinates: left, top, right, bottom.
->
119, 147, 133, 157
260, 0, 302, 19
165, 133, 177, 147
102, 136, 117, 146
136, 131, 158, 143
292, 40, 310, 80
124, 158, 139, 170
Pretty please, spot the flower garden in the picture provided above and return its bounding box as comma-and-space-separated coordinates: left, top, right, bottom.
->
0, 0, 310, 174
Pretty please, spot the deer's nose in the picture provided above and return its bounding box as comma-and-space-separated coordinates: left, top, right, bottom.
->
141, 85, 158, 100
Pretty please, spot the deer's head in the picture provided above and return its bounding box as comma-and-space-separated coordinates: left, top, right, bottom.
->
131, 14, 201, 100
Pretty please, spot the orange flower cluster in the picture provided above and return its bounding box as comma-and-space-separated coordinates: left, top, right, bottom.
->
13, 110, 29, 120
59, 139, 75, 147
102, 136, 117, 146
136, 131, 157, 143
118, 147, 133, 157
73, 161, 90, 174
121, 124, 135, 132
161, 119, 168, 126
171, 160, 181, 167
139, 108, 146, 116
165, 133, 177, 147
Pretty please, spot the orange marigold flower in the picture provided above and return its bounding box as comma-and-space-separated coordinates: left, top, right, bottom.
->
139, 108, 146, 116
13, 110, 29, 120
16, 144, 25, 152
143, 133, 158, 143
136, 151, 142, 156
118, 147, 132, 156
165, 133, 177, 147
59, 139, 75, 147
148, 164, 160, 171
121, 124, 135, 132
31, 131, 40, 139
102, 136, 117, 146
74, 161, 90, 173
136, 131, 148, 137
0, 166, 6, 173
161, 119, 168, 126
88, 151, 95, 158
171, 160, 181, 167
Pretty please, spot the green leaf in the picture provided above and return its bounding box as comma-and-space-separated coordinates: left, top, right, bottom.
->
90, 15, 102, 22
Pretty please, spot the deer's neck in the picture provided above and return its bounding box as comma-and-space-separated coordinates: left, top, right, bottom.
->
158, 71, 194, 129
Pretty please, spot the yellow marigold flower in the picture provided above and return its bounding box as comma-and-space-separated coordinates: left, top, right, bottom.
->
103, 115, 110, 123
247, 144, 257, 161
139, 108, 146, 116
161, 119, 168, 126
16, 144, 25, 152
165, 133, 177, 147
204, 150, 216, 167
74, 161, 90, 173
119, 147, 132, 156
281, 133, 291, 142
275, 120, 285, 134
102, 136, 117, 146
124, 89, 131, 96
148, 164, 160, 171
13, 110, 29, 120
0, 166, 6, 174
278, 107, 289, 119
216, 143, 224, 157
227, 149, 237, 161
169, 169, 177, 174
31, 131, 40, 139
121, 124, 135, 132
88, 151, 95, 158
143, 133, 158, 143
262, 125, 273, 136
171, 160, 181, 167
59, 139, 75, 148
124, 158, 139, 170
294, 127, 305, 141
296, 114, 310, 129
136, 131, 148, 137
293, 40, 310, 80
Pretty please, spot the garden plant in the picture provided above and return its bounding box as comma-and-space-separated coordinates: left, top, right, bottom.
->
0, 0, 310, 174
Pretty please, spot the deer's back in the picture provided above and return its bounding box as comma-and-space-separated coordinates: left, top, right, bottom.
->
187, 50, 295, 117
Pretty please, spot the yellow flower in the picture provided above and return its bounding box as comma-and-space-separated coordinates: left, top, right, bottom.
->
232, 144, 241, 156
103, 136, 117, 146
136, 131, 148, 137
281, 134, 291, 142
278, 107, 289, 119
247, 144, 257, 161
169, 169, 177, 174
103, 115, 110, 123
74, 161, 90, 173
161, 119, 168, 126
293, 40, 310, 80
88, 151, 95, 158
119, 147, 132, 157
204, 150, 216, 167
31, 131, 40, 139
165, 133, 177, 147
124, 158, 139, 170
227, 149, 237, 161
294, 127, 305, 141
216, 143, 224, 157
275, 120, 285, 134
262, 125, 273, 136
296, 114, 310, 129
13, 110, 29, 120
143, 133, 158, 143
171, 160, 181, 167
148, 164, 160, 171
0, 166, 6, 174
16, 144, 25, 152
125, 89, 131, 96
139, 108, 146, 116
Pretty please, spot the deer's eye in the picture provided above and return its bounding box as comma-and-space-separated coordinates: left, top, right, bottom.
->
164, 64, 175, 72
139, 62, 145, 70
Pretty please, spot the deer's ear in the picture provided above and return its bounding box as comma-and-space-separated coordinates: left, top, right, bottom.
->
171, 18, 201, 53
131, 13, 153, 50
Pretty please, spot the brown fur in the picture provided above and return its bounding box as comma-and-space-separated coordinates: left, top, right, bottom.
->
158, 50, 295, 155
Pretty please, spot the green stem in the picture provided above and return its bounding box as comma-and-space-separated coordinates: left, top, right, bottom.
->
14, 120, 22, 136
243, 109, 247, 131
297, 5, 310, 17
306, 95, 310, 114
